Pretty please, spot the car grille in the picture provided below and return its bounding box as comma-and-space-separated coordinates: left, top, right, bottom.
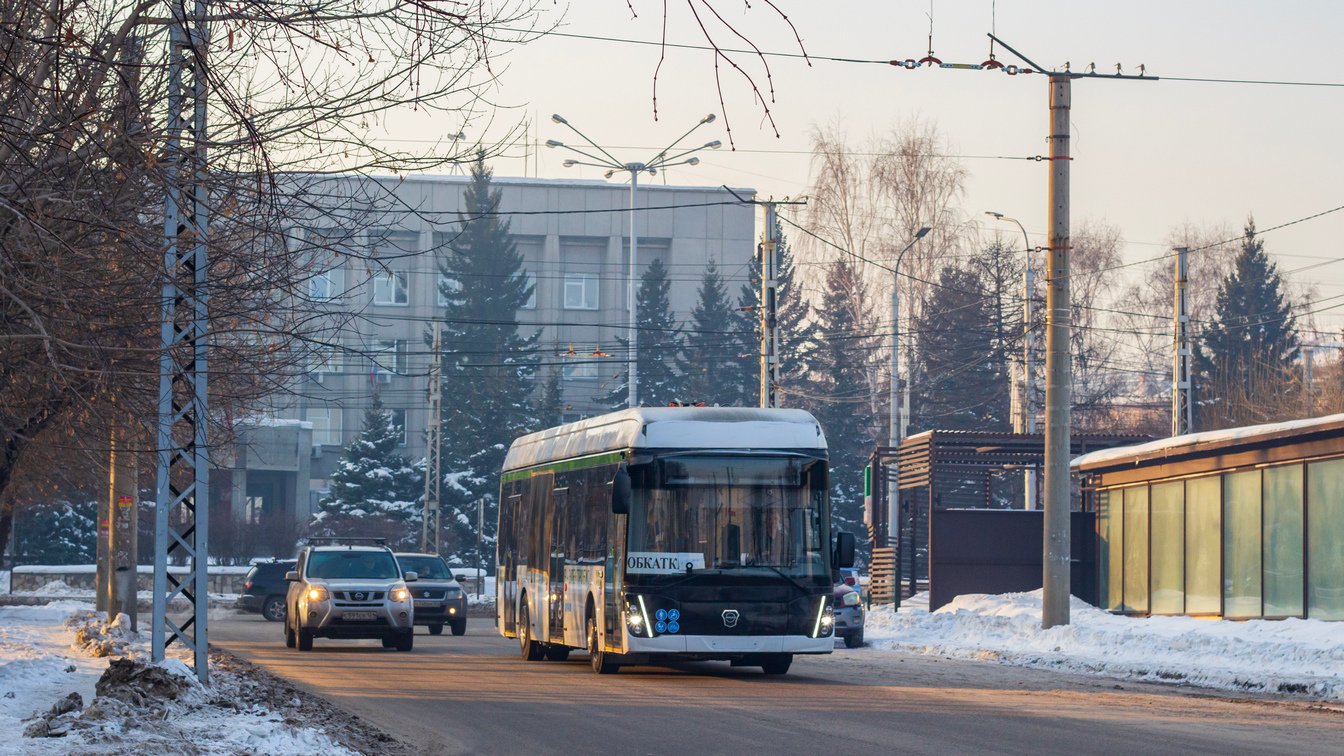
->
413, 590, 446, 600
336, 590, 385, 601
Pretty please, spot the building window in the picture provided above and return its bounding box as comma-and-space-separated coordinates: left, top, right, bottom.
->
1184, 476, 1221, 615
389, 408, 407, 446
1262, 464, 1304, 617
1149, 480, 1184, 615
373, 270, 409, 305
563, 274, 598, 310
309, 268, 345, 302
521, 270, 537, 310
373, 339, 408, 377
1308, 458, 1344, 619
1223, 469, 1262, 618
1122, 485, 1149, 614
306, 407, 343, 445
438, 274, 462, 307
562, 343, 601, 379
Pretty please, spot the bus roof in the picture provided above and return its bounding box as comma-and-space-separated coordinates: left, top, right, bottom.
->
502, 407, 826, 473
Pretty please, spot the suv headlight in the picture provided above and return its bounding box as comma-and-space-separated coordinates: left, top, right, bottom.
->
842, 591, 861, 607
392, 586, 410, 602
306, 586, 329, 602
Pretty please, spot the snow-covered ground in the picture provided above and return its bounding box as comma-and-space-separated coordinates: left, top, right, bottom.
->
0, 602, 379, 754
865, 590, 1344, 699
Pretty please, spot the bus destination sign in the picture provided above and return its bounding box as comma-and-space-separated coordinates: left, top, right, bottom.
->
625, 552, 706, 574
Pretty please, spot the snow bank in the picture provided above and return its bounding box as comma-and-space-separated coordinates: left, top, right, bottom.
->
0, 604, 366, 754
865, 590, 1344, 699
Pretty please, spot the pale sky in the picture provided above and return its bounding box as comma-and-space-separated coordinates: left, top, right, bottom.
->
383, 1, 1344, 335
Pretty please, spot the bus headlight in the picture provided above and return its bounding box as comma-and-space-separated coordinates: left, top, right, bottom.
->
626, 605, 645, 636
812, 599, 834, 637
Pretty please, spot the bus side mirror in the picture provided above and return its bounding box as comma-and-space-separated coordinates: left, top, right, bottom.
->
833, 531, 856, 569
611, 468, 631, 515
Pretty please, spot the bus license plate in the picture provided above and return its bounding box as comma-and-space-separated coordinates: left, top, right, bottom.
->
342, 611, 376, 621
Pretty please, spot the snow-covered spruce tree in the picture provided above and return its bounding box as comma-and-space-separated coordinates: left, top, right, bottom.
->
435, 154, 537, 566
736, 219, 816, 406
1194, 217, 1302, 430
602, 257, 688, 408
12, 499, 97, 564
809, 257, 878, 552
683, 257, 746, 406
313, 394, 423, 550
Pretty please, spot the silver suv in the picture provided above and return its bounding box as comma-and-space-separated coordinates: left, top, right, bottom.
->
285, 541, 417, 652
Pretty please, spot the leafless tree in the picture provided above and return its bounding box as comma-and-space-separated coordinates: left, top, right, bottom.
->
0, 0, 539, 558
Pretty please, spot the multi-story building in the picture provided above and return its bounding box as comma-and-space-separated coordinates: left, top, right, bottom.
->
226, 174, 756, 524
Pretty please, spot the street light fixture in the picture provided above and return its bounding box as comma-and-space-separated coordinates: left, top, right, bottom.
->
547, 113, 721, 408
986, 210, 1038, 510
887, 226, 931, 547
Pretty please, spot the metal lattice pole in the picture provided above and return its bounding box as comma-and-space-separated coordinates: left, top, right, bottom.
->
759, 202, 779, 409
152, 0, 210, 683
1172, 246, 1192, 436
422, 322, 443, 554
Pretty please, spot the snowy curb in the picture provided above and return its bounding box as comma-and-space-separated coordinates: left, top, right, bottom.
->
0, 604, 408, 755
864, 590, 1344, 700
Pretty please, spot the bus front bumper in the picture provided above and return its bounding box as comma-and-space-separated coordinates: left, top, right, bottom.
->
625, 633, 832, 655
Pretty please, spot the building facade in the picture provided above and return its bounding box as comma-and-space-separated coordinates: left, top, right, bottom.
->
1074, 413, 1344, 621
259, 174, 755, 518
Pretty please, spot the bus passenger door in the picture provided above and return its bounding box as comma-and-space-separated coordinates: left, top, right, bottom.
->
549, 486, 567, 641
502, 493, 520, 635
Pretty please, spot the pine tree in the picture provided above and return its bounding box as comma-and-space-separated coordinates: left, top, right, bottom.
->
809, 258, 877, 546
314, 394, 423, 550
912, 265, 1009, 432
602, 257, 687, 408
684, 258, 744, 406
435, 153, 537, 564
1194, 218, 1301, 429
736, 219, 817, 406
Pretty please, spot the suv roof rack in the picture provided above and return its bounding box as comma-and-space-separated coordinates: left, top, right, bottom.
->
303, 536, 388, 548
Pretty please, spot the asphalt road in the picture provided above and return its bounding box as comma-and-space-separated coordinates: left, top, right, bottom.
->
210, 614, 1344, 756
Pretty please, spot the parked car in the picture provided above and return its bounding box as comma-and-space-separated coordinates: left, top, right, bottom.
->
833, 582, 864, 648
237, 559, 296, 622
838, 567, 861, 587
393, 553, 469, 636
285, 541, 417, 652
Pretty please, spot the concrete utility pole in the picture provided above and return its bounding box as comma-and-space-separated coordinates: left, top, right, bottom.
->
887, 227, 931, 547
760, 202, 780, 409
98, 426, 138, 620
1172, 246, 1193, 436
1041, 75, 1072, 630
422, 321, 443, 554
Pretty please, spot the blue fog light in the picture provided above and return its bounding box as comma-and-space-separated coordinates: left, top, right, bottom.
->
655, 609, 668, 622
668, 609, 680, 621
655, 621, 668, 634
667, 621, 680, 634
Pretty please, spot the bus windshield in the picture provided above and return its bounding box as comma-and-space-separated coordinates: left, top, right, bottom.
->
627, 455, 828, 579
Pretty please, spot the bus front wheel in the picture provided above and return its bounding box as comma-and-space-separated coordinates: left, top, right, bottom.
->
588, 613, 620, 675
519, 601, 545, 661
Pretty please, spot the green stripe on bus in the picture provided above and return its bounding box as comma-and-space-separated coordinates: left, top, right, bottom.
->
500, 450, 629, 483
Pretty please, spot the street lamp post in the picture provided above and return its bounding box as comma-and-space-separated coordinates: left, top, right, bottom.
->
987, 211, 1037, 509
547, 114, 722, 408
888, 226, 931, 545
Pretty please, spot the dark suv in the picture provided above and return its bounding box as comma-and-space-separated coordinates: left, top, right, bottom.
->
394, 553, 468, 636
238, 559, 297, 622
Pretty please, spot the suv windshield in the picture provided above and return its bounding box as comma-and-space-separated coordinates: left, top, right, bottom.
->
396, 555, 452, 580
627, 455, 828, 579
306, 551, 400, 580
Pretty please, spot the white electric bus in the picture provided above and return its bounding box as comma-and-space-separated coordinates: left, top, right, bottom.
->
496, 407, 856, 675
